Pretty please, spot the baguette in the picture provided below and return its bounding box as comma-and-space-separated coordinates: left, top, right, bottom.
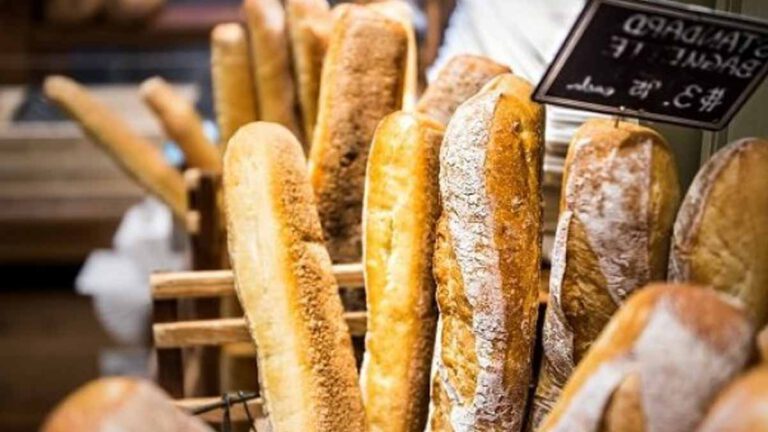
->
243, 0, 302, 139
540, 284, 754, 432
308, 4, 408, 263
211, 23, 260, 150
698, 365, 768, 432
286, 0, 332, 146
361, 112, 444, 432
366, 0, 418, 110
223, 122, 365, 432
140, 76, 221, 172
426, 73, 544, 431
43, 75, 187, 219
104, 0, 165, 23
41, 378, 212, 432
416, 55, 510, 126
44, 0, 104, 25
669, 137, 768, 325
531, 119, 681, 428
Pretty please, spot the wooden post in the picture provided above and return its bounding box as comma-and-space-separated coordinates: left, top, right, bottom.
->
153, 298, 184, 398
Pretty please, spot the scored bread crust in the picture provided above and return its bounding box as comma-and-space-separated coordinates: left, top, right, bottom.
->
286, 0, 332, 147
698, 365, 768, 432
426, 73, 544, 432
140, 76, 221, 172
41, 378, 212, 432
308, 5, 408, 263
360, 112, 444, 432
531, 119, 681, 428
43, 75, 187, 219
223, 122, 366, 432
669, 138, 768, 326
540, 284, 754, 432
244, 0, 302, 138
415, 55, 510, 127
211, 23, 259, 150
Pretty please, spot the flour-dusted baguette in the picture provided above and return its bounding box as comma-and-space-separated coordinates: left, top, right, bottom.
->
211, 23, 259, 150
531, 119, 681, 428
286, 0, 332, 146
416, 55, 510, 127
361, 112, 444, 432
669, 137, 768, 325
308, 5, 408, 263
223, 122, 366, 432
426, 73, 544, 432
244, 0, 301, 139
698, 365, 768, 432
540, 284, 754, 432
41, 378, 212, 432
140, 76, 221, 172
44, 75, 187, 219
367, 0, 418, 110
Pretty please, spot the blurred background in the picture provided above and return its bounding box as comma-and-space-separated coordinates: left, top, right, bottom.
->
0, 0, 765, 430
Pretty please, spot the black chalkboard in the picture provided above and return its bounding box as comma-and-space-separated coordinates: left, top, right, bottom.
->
533, 0, 768, 130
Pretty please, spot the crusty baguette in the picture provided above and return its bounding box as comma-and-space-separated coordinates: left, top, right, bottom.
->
540, 284, 754, 432
366, 0, 418, 110
223, 122, 366, 432
531, 119, 681, 428
44, 75, 187, 219
44, 0, 104, 25
140, 76, 221, 172
211, 22, 260, 150
243, 0, 301, 139
308, 4, 408, 263
286, 0, 332, 146
41, 377, 212, 432
698, 365, 768, 432
361, 112, 444, 432
416, 55, 510, 126
669, 137, 768, 326
426, 73, 544, 431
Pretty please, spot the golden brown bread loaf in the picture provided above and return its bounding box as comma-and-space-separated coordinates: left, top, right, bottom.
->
43, 75, 187, 219
308, 5, 408, 263
223, 122, 365, 432
140, 76, 221, 172
415, 55, 510, 126
104, 0, 165, 23
531, 119, 681, 428
361, 112, 444, 432
244, 0, 302, 139
41, 377, 212, 432
211, 23, 260, 150
366, 0, 418, 110
698, 365, 768, 432
669, 137, 768, 326
45, 0, 104, 25
286, 0, 332, 146
426, 73, 544, 431
540, 284, 754, 432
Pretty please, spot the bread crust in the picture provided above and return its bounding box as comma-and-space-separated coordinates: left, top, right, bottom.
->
286, 0, 332, 147
698, 365, 768, 432
361, 112, 444, 432
211, 23, 260, 150
416, 55, 510, 127
140, 76, 221, 172
41, 378, 212, 432
669, 138, 768, 326
308, 5, 408, 263
426, 73, 544, 432
43, 75, 187, 219
244, 0, 301, 138
531, 119, 681, 427
540, 284, 754, 432
223, 122, 365, 432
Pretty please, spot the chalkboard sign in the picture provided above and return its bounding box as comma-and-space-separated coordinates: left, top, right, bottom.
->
533, 0, 768, 130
